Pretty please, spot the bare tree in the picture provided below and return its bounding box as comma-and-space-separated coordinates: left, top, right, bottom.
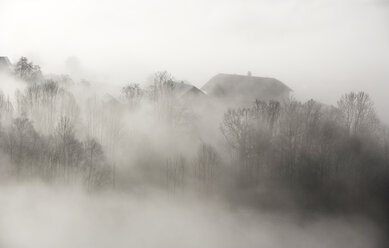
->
83, 138, 110, 188
54, 116, 83, 174
121, 83, 143, 109
194, 143, 219, 188
0, 91, 13, 126
337, 91, 378, 135
151, 71, 175, 101
166, 155, 186, 194
13, 57, 42, 83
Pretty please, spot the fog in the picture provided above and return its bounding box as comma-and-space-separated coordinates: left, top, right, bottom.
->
0, 182, 381, 248
1, 0, 389, 247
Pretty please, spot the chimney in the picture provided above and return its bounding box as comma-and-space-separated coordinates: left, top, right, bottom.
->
247, 71, 252, 77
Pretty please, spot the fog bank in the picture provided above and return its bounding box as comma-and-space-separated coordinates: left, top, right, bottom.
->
0, 182, 382, 248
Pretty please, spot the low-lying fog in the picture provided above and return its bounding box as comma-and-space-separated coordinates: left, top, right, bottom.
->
0, 182, 381, 248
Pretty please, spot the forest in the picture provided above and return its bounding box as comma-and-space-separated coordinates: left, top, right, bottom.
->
0, 57, 388, 247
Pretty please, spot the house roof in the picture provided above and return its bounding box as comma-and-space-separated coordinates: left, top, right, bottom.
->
171, 81, 206, 98
0, 57, 11, 70
201, 73, 291, 102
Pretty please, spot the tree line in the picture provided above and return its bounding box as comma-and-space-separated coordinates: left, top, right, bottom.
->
1, 57, 388, 219
0, 57, 111, 187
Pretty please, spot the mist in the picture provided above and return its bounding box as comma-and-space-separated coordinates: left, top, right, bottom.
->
1, 0, 389, 247
0, 182, 381, 248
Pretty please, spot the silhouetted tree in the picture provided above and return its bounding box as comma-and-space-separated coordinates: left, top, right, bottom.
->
83, 138, 110, 187
13, 57, 42, 83
121, 83, 143, 109
194, 143, 219, 188
337, 91, 378, 135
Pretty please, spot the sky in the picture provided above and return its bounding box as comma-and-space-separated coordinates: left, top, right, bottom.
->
0, 0, 388, 121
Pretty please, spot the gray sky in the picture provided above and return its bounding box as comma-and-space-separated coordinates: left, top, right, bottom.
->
1, 0, 388, 121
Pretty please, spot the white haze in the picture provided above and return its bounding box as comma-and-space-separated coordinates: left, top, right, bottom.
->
1, 0, 388, 121
0, 182, 381, 248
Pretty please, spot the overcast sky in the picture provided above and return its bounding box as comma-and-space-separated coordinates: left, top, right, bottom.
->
0, 0, 388, 121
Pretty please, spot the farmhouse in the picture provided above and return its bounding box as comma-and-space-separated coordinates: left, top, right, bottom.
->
202, 72, 291, 106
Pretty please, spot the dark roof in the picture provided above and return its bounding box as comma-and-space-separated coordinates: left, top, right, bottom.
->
102, 93, 122, 107
182, 86, 205, 97
201, 73, 291, 102
0, 57, 11, 69
171, 81, 206, 98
